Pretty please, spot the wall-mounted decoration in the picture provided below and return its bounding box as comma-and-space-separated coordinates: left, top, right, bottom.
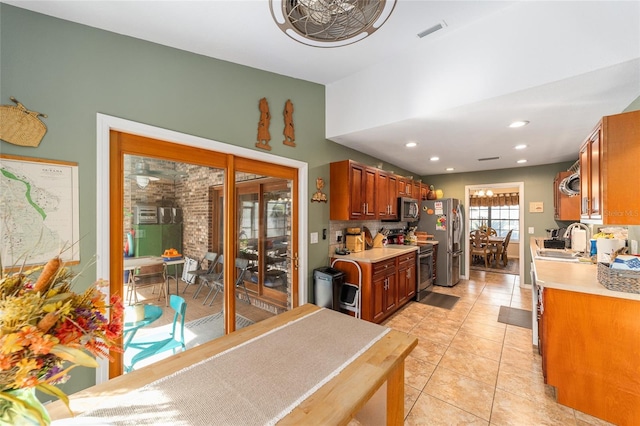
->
283, 99, 295, 147
0, 97, 48, 147
529, 201, 544, 213
256, 97, 272, 151
311, 177, 327, 203
0, 154, 80, 267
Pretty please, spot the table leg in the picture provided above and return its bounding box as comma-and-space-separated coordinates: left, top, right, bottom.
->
386, 359, 404, 425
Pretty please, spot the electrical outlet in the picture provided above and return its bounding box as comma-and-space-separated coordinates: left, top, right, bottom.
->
310, 232, 318, 244
528, 227, 534, 234
632, 240, 639, 255
336, 230, 343, 242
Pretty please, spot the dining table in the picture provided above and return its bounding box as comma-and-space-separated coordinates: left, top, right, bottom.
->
124, 256, 186, 297
46, 303, 418, 425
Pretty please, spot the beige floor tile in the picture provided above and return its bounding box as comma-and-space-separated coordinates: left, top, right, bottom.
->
503, 325, 534, 350
405, 393, 489, 426
469, 303, 502, 317
459, 321, 506, 343
490, 388, 577, 426
408, 336, 448, 365
496, 360, 553, 403
450, 331, 503, 361
424, 366, 495, 421
574, 409, 617, 426
464, 311, 506, 330
508, 298, 532, 310
404, 383, 422, 419
404, 356, 437, 391
384, 314, 419, 334
475, 292, 513, 307
439, 345, 499, 386
500, 344, 542, 371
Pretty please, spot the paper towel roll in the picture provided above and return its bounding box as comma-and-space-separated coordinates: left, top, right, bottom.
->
596, 239, 626, 263
571, 229, 587, 253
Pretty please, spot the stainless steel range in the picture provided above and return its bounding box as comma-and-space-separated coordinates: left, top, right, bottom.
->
415, 243, 434, 302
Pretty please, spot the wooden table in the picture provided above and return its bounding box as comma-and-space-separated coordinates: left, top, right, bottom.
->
124, 256, 186, 298
46, 304, 417, 425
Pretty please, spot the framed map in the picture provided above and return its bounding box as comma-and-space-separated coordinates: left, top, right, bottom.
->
1, 154, 80, 267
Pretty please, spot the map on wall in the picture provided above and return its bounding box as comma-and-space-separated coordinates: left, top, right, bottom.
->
0, 154, 80, 267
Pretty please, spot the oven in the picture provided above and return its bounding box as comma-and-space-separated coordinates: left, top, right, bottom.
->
416, 244, 434, 302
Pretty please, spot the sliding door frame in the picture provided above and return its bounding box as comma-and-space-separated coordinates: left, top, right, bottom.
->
96, 114, 308, 382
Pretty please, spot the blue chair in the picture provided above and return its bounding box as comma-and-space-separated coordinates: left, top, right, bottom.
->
125, 295, 187, 373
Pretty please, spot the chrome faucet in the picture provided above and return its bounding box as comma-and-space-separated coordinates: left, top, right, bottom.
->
563, 223, 591, 254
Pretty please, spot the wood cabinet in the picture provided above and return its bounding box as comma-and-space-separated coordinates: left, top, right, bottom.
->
397, 252, 416, 305
332, 250, 418, 323
376, 170, 397, 220
541, 288, 640, 425
553, 171, 580, 221
579, 109, 640, 224
330, 160, 376, 221
331, 159, 420, 221
371, 258, 397, 322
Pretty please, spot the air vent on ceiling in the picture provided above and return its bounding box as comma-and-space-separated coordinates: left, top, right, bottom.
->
478, 157, 500, 161
417, 21, 447, 39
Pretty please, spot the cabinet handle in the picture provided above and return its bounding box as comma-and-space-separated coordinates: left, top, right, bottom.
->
363, 203, 366, 213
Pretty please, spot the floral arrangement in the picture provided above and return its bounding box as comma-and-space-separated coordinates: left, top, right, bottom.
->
0, 256, 124, 425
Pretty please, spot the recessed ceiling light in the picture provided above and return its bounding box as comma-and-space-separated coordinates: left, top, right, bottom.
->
446, 167, 454, 171
509, 121, 530, 128
430, 156, 439, 161
514, 144, 527, 150
517, 159, 527, 164
405, 142, 417, 148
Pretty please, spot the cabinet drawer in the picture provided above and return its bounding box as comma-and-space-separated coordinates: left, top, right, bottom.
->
397, 252, 416, 267
372, 258, 395, 278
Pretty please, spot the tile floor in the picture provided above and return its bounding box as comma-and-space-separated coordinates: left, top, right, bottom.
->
382, 270, 614, 426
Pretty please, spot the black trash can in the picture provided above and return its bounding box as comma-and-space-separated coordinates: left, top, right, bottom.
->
313, 266, 345, 310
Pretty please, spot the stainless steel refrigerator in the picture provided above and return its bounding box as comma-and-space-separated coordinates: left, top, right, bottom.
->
418, 198, 464, 287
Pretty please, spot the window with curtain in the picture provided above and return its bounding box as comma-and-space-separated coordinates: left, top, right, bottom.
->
469, 202, 520, 241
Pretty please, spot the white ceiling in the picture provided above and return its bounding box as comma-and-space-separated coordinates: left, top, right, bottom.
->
5, 0, 640, 176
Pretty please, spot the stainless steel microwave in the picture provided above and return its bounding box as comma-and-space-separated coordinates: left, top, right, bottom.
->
399, 197, 420, 221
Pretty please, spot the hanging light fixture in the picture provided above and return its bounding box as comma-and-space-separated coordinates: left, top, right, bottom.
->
270, 0, 397, 47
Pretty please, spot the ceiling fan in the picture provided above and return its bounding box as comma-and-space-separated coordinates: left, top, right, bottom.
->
127, 159, 186, 189
270, 0, 396, 47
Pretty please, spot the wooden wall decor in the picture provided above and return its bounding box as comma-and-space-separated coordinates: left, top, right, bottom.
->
311, 177, 327, 203
256, 97, 271, 151
0, 97, 48, 147
283, 99, 296, 147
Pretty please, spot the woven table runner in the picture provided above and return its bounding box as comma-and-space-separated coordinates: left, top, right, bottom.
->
79, 308, 390, 425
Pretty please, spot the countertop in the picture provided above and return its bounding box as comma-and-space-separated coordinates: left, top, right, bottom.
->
332, 244, 423, 263
530, 237, 640, 301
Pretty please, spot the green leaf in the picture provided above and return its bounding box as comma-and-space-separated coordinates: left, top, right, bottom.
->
37, 383, 71, 414
51, 345, 99, 367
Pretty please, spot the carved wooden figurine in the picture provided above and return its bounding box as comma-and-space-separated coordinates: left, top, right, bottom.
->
256, 97, 271, 151
283, 99, 295, 147
311, 177, 327, 203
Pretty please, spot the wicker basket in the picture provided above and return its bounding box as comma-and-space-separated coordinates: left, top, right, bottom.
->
0, 97, 47, 147
597, 262, 640, 294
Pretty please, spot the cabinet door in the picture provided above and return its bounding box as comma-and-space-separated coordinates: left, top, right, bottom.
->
420, 183, 428, 201
376, 171, 390, 219
349, 163, 366, 220
384, 273, 397, 313
388, 174, 398, 219
363, 167, 377, 219
405, 261, 416, 300
579, 144, 590, 218
372, 273, 386, 322
397, 177, 407, 197
589, 129, 601, 218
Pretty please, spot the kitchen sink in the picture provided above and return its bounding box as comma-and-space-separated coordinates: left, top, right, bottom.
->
535, 248, 583, 262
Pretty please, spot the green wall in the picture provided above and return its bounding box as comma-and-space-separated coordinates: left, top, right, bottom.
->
424, 161, 576, 283
0, 5, 415, 393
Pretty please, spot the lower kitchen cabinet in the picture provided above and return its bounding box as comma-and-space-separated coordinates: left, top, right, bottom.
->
542, 288, 640, 425
332, 250, 417, 324
397, 252, 416, 305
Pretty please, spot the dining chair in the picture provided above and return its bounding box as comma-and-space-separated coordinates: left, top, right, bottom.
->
498, 229, 513, 266
125, 295, 187, 373
469, 230, 492, 268
128, 262, 167, 306
203, 257, 251, 306
191, 252, 218, 299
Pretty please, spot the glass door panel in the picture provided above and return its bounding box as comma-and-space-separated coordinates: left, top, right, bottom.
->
236, 175, 293, 310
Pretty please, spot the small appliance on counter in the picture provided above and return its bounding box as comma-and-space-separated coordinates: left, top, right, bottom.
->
345, 228, 364, 253
543, 228, 567, 249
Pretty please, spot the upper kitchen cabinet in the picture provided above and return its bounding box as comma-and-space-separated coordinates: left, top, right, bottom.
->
580, 110, 640, 224
330, 160, 377, 221
553, 171, 580, 221
376, 170, 397, 220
